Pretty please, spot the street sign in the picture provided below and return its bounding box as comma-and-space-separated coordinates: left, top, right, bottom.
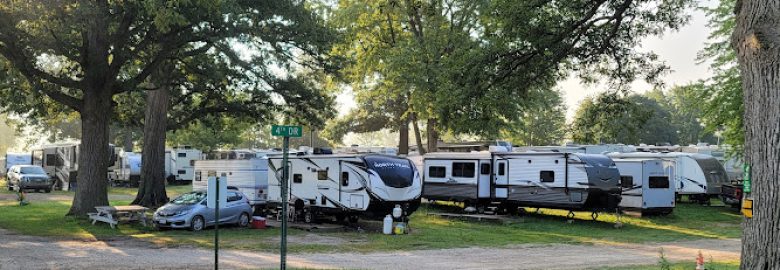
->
207, 176, 227, 209
271, 125, 303, 137
743, 164, 751, 193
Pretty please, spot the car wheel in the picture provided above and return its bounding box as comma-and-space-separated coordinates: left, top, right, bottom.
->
191, 215, 205, 231
237, 213, 250, 227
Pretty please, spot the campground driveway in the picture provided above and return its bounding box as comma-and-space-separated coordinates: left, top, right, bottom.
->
0, 228, 740, 270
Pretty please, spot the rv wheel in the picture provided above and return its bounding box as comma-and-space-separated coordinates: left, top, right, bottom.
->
304, 211, 313, 223
348, 215, 359, 224
6, 183, 12, 191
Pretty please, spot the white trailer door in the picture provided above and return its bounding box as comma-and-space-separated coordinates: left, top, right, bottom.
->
494, 159, 508, 199
340, 162, 367, 210
478, 160, 491, 199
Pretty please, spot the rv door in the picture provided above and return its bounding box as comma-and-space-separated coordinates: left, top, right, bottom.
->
494, 159, 508, 199
339, 162, 366, 210
478, 160, 491, 199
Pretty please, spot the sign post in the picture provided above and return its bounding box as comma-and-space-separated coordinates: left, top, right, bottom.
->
271, 125, 301, 270
207, 174, 227, 270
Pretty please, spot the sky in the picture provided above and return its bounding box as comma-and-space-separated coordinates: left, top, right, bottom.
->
336, 1, 718, 121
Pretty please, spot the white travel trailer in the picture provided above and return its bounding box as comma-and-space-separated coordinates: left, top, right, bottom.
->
267, 154, 423, 222
110, 151, 142, 187
31, 142, 117, 191
613, 159, 675, 215
2, 153, 32, 176
514, 144, 637, 155
606, 152, 729, 203
166, 146, 202, 184
193, 158, 269, 210
423, 150, 623, 214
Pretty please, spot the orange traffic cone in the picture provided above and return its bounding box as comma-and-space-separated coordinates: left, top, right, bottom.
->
695, 251, 705, 270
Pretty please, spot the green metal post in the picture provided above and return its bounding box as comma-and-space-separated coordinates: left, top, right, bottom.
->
215, 178, 220, 270
280, 136, 290, 270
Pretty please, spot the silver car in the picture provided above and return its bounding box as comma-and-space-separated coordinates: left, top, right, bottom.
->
7, 165, 53, 193
153, 190, 253, 231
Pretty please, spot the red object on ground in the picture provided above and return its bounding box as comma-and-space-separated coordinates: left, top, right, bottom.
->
251, 216, 266, 229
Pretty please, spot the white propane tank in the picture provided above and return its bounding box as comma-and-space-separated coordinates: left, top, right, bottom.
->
392, 204, 403, 218
383, 215, 393, 235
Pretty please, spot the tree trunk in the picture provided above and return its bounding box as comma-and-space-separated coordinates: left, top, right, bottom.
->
411, 113, 425, 155
123, 128, 134, 152
426, 118, 438, 153
398, 117, 409, 155
132, 79, 170, 208
67, 90, 112, 215
732, 1, 780, 269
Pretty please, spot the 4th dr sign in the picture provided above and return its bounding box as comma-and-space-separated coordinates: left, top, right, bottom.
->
272, 125, 303, 137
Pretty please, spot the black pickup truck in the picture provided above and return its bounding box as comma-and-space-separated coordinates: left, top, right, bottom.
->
720, 181, 743, 208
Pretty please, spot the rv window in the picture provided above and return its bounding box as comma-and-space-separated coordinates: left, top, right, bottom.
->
540, 171, 555, 182
428, 166, 446, 178
620, 176, 634, 188
480, 163, 491, 175
178, 170, 186, 175
317, 170, 328, 180
177, 153, 187, 158
195, 171, 202, 182
293, 174, 303, 184
452, 162, 476, 178
649, 176, 670, 189
341, 172, 349, 186
45, 154, 57, 166
498, 163, 506, 176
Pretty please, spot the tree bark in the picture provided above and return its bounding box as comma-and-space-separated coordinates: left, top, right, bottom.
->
398, 116, 409, 155
67, 89, 113, 215
426, 118, 438, 153
123, 128, 134, 152
411, 113, 425, 155
67, 5, 113, 216
132, 76, 170, 208
732, 1, 780, 269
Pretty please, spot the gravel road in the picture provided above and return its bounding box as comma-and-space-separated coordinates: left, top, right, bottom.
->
0, 228, 740, 270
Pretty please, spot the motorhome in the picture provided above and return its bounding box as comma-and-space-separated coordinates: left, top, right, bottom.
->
613, 159, 675, 215
110, 151, 142, 187
266, 153, 422, 223
31, 142, 117, 191
2, 153, 32, 176
606, 152, 729, 203
422, 149, 622, 214
193, 158, 269, 211
166, 146, 202, 184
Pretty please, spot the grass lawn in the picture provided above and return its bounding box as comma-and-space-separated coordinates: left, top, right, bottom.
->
592, 260, 739, 270
0, 194, 742, 253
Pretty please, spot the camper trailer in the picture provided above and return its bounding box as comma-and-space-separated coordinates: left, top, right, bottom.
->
110, 151, 142, 187
266, 154, 422, 223
423, 150, 622, 214
166, 146, 202, 184
31, 142, 117, 191
606, 152, 729, 203
193, 158, 269, 210
2, 153, 32, 176
613, 159, 675, 215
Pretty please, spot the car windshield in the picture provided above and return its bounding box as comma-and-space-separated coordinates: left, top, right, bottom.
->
171, 192, 206, 205
20, 166, 46, 175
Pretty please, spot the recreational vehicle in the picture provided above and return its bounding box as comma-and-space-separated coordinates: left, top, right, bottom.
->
193, 158, 269, 210
2, 153, 32, 176
166, 146, 202, 184
423, 150, 622, 214
31, 142, 117, 191
266, 153, 423, 223
110, 151, 142, 187
606, 152, 729, 203
613, 159, 675, 215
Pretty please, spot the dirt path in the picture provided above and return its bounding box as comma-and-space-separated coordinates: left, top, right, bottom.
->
0, 228, 740, 270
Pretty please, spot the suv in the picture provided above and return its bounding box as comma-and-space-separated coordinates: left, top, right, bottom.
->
7, 165, 53, 193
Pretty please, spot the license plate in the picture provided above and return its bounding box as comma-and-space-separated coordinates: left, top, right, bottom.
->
158, 219, 167, 224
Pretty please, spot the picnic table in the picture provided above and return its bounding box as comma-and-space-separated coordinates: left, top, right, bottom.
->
88, 205, 149, 229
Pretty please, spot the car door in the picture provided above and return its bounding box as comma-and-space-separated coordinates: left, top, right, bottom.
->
222, 192, 241, 223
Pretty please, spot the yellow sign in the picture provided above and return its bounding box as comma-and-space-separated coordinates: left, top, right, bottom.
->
742, 198, 753, 218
